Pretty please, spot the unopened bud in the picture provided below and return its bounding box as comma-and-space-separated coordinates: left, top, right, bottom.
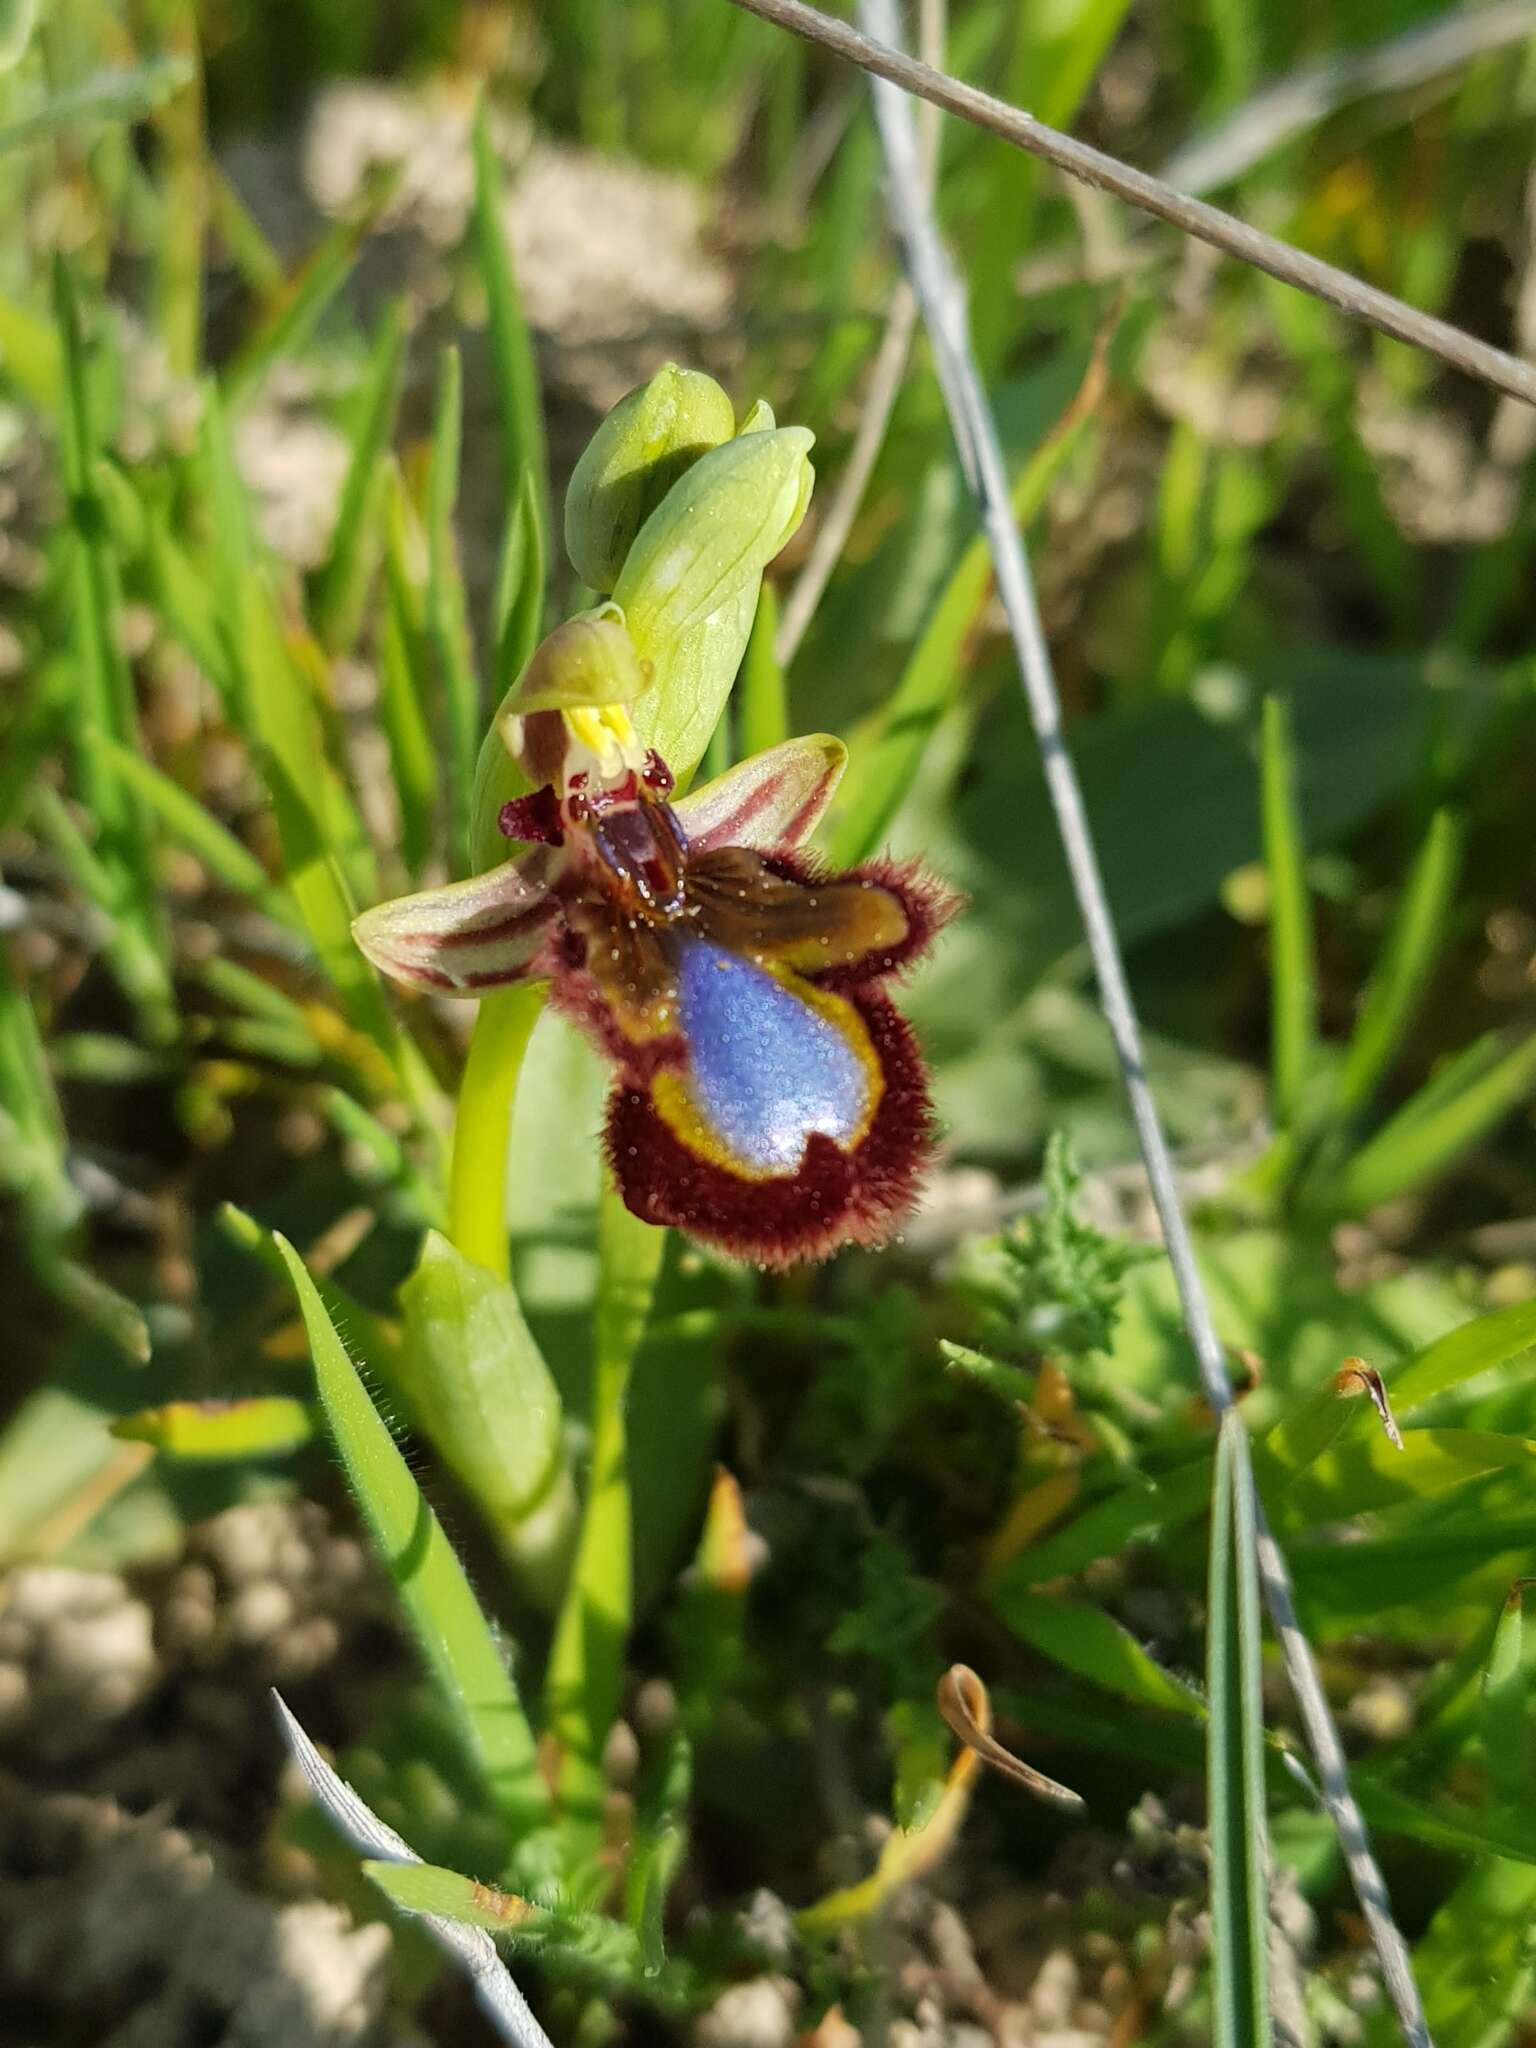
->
564, 364, 736, 593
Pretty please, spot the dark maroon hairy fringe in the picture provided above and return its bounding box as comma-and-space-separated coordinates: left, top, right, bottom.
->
604, 988, 935, 1267
760, 850, 965, 989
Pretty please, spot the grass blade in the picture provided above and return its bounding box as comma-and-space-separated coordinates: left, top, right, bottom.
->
997, 1590, 1206, 1717
311, 297, 408, 655
1208, 1412, 1272, 2048
223, 170, 398, 406
1391, 1292, 1536, 1413
52, 255, 173, 1038
1335, 808, 1464, 1118
470, 99, 550, 557
1259, 693, 1317, 1130
737, 583, 788, 758
379, 463, 440, 878
83, 729, 302, 933
489, 465, 546, 705
427, 346, 482, 876
1483, 1577, 1534, 1814
1324, 1032, 1536, 1221
0, 55, 190, 155
273, 1234, 550, 1835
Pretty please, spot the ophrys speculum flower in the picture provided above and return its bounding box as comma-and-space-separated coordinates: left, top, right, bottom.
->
356, 614, 957, 1266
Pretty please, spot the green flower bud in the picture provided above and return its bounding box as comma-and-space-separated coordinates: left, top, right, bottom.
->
564, 363, 736, 593
614, 425, 815, 782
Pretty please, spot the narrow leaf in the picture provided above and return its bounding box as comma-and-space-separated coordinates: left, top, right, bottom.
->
1391, 1293, 1536, 1413
996, 1590, 1206, 1718
427, 346, 481, 875
1207, 1413, 1272, 2048
470, 99, 550, 557
273, 1234, 550, 1833
1334, 808, 1463, 1117
737, 582, 788, 758
1482, 1580, 1535, 1813
1325, 1032, 1536, 1220
312, 297, 408, 654
1260, 693, 1317, 1129
112, 1396, 315, 1460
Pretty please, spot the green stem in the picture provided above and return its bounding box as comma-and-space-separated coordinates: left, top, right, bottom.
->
546, 1183, 666, 1859
447, 983, 546, 1281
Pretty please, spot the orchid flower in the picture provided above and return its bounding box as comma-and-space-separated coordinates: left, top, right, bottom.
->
355, 609, 958, 1266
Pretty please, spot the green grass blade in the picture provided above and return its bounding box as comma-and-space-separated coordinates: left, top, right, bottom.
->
112, 1395, 315, 1460
1482, 1580, 1534, 1814
997, 1589, 1206, 1717
1207, 1413, 1272, 2048
1381, 1857, 1536, 2048
83, 729, 302, 933
1259, 693, 1317, 1130
427, 346, 481, 876
545, 1186, 666, 1860
0, 54, 189, 155
273, 1233, 550, 1835
470, 99, 550, 557
311, 297, 408, 655
380, 463, 440, 879
52, 255, 173, 1036
489, 465, 546, 704
28, 787, 174, 1038
151, 9, 205, 380
1391, 1292, 1536, 1413
737, 583, 788, 758
1335, 808, 1464, 1118
1323, 1033, 1536, 1221
223, 173, 397, 407
989, 1454, 1215, 1592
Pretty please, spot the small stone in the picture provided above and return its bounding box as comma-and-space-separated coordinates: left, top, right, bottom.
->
228, 1581, 297, 1647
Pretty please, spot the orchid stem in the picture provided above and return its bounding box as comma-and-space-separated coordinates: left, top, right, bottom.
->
546, 1182, 665, 1858
447, 984, 546, 1281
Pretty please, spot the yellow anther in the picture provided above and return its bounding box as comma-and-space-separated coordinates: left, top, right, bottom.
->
566, 701, 641, 780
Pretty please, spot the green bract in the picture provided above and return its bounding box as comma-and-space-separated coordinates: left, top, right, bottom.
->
399, 1230, 566, 1533
564, 363, 736, 593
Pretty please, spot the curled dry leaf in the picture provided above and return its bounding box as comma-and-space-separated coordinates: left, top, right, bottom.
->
936, 1665, 1084, 1813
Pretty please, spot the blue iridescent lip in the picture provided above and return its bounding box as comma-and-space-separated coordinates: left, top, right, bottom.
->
670, 936, 875, 1175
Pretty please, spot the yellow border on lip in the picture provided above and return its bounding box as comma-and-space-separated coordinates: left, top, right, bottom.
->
648, 960, 885, 1182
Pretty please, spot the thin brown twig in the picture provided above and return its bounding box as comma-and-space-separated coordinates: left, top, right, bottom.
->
774, 0, 943, 666
723, 0, 1536, 408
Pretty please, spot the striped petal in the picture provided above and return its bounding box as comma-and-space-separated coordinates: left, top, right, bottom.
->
352, 853, 558, 996
674, 734, 846, 854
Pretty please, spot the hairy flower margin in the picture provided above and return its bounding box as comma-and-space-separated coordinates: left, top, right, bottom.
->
355, 374, 960, 1266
